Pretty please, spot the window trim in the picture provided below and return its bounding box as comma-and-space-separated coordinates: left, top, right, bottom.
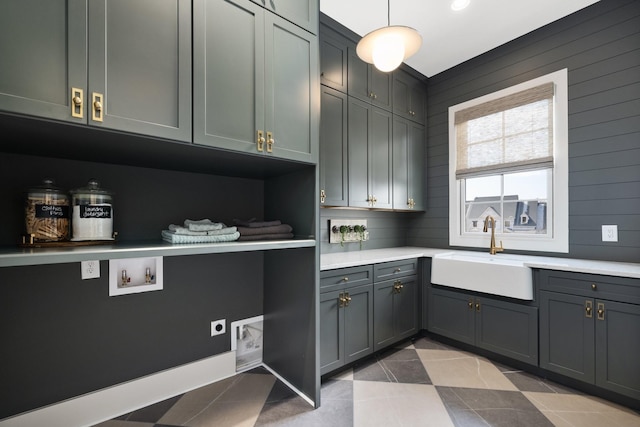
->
448, 69, 569, 253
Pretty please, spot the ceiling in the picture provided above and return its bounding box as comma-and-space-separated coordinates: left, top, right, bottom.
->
319, 0, 600, 77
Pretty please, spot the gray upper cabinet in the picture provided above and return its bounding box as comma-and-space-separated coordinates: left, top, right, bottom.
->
392, 68, 426, 125
88, 0, 192, 142
194, 0, 318, 163
347, 46, 393, 111
393, 116, 426, 211
250, 0, 318, 35
348, 97, 393, 209
320, 24, 350, 93
0, 0, 87, 123
320, 86, 348, 207
0, 0, 192, 142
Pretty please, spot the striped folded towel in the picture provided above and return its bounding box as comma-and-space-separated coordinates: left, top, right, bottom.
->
184, 219, 225, 231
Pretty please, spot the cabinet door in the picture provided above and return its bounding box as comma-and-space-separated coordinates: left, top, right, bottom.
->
427, 286, 475, 345
539, 291, 595, 383
347, 46, 392, 111
320, 289, 344, 375
374, 278, 397, 351
194, 0, 264, 154
88, 0, 192, 141
348, 98, 393, 209
344, 283, 374, 365
393, 116, 425, 211
0, 0, 87, 123
392, 68, 426, 124
265, 12, 318, 163
251, 0, 318, 34
320, 86, 348, 207
394, 275, 419, 342
348, 97, 371, 208
595, 299, 640, 400
475, 297, 538, 365
369, 106, 393, 209
320, 26, 350, 93
374, 276, 417, 351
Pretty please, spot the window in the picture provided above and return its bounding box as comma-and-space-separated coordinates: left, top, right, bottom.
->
448, 69, 568, 253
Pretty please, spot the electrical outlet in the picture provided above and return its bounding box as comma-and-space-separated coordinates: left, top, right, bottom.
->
81, 260, 100, 279
602, 225, 618, 242
211, 319, 226, 337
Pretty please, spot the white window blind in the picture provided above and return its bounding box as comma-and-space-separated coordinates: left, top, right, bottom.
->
455, 82, 555, 179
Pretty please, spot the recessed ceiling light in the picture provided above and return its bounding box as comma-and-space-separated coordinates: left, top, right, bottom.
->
451, 0, 470, 11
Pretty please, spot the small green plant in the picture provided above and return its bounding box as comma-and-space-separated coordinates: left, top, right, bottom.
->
339, 225, 349, 247
353, 224, 366, 249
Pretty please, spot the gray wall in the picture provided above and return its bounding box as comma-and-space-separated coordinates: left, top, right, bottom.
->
408, 0, 640, 263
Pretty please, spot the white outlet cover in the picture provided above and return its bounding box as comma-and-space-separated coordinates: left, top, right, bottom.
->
81, 260, 100, 280
211, 319, 226, 336
602, 225, 618, 242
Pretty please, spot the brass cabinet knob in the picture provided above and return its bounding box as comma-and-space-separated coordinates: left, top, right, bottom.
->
266, 131, 274, 153
257, 130, 265, 151
342, 277, 349, 282
320, 189, 326, 204
468, 301, 473, 309
591, 283, 597, 290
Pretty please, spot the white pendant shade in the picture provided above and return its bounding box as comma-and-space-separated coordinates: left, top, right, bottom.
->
356, 26, 422, 72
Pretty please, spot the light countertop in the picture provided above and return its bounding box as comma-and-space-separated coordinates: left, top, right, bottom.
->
321, 246, 640, 279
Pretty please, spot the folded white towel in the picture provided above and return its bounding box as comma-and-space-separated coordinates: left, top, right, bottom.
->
184, 219, 224, 231
161, 229, 240, 244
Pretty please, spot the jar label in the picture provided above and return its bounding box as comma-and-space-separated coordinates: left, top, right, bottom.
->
79, 204, 112, 219
35, 204, 70, 219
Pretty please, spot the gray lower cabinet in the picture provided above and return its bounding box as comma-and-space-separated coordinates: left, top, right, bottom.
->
428, 286, 538, 365
348, 97, 393, 209
538, 270, 640, 401
373, 259, 420, 351
320, 85, 348, 207
392, 116, 426, 211
194, 0, 318, 163
320, 266, 374, 375
0, 0, 192, 142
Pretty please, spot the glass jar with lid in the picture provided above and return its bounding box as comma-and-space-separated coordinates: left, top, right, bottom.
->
70, 179, 114, 241
24, 178, 70, 242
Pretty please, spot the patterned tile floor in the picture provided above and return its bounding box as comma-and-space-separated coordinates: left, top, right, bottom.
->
95, 336, 640, 427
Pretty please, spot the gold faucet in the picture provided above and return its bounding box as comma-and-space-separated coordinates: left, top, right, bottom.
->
483, 216, 504, 255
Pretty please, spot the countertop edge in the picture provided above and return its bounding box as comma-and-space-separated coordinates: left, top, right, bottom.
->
321, 247, 640, 279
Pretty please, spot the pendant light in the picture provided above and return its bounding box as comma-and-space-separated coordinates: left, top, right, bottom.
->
356, 0, 422, 73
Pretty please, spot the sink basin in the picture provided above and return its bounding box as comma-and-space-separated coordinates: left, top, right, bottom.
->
431, 252, 533, 300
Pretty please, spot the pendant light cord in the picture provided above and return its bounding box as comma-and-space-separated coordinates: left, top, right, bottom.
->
387, 0, 391, 26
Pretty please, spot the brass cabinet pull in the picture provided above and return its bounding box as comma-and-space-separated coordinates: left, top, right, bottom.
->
91, 92, 104, 122
468, 300, 473, 309
475, 302, 480, 312
320, 189, 326, 204
394, 268, 401, 273
585, 300, 593, 318
71, 87, 84, 118
257, 130, 265, 151
393, 281, 403, 293
338, 292, 347, 308
591, 283, 597, 290
597, 303, 605, 320
266, 131, 274, 152
342, 277, 349, 282
344, 292, 352, 306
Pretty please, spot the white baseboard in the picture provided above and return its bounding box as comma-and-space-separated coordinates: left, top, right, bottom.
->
0, 351, 236, 427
